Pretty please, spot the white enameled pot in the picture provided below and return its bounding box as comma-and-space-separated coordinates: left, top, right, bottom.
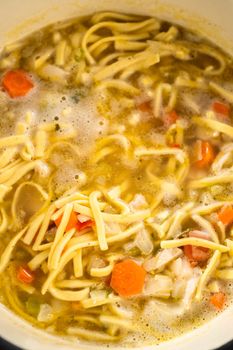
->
0, 1, 233, 349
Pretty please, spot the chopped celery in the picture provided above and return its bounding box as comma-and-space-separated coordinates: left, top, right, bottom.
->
26, 296, 40, 317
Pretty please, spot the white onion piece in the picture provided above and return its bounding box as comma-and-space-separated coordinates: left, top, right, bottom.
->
77, 214, 91, 223
105, 222, 122, 235
183, 267, 201, 308
170, 257, 193, 279
123, 241, 136, 252
51, 299, 69, 313
153, 208, 171, 223
37, 304, 54, 323
129, 194, 147, 210
144, 275, 173, 298
128, 111, 141, 126
90, 290, 107, 301
172, 279, 186, 299
144, 248, 182, 272
81, 72, 92, 86
35, 161, 51, 178
134, 229, 153, 255
88, 255, 106, 271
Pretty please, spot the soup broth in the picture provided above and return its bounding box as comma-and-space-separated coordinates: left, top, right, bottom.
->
0, 11, 233, 347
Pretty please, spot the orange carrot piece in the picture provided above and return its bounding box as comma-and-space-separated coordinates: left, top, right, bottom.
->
55, 211, 94, 233
183, 231, 211, 265
195, 141, 215, 168
171, 144, 181, 148
163, 111, 179, 128
110, 259, 146, 297
55, 211, 78, 232
212, 101, 230, 117
210, 292, 226, 310
184, 245, 210, 265
218, 205, 233, 225
137, 101, 152, 114
17, 266, 35, 284
2, 70, 34, 98
76, 219, 94, 231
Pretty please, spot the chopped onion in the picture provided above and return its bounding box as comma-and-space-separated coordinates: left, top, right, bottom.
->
144, 274, 173, 298
81, 72, 92, 87
35, 161, 51, 178
107, 186, 121, 198
105, 222, 122, 235
88, 255, 106, 271
37, 304, 54, 323
143, 248, 182, 272
154, 208, 171, 223
123, 241, 136, 252
51, 299, 69, 313
77, 214, 91, 223
172, 279, 186, 299
181, 93, 200, 114
183, 267, 201, 308
170, 257, 193, 279
134, 229, 153, 255
90, 290, 107, 301
129, 194, 147, 210
150, 132, 166, 146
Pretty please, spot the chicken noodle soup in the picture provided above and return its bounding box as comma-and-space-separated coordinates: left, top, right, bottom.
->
1, 11, 233, 346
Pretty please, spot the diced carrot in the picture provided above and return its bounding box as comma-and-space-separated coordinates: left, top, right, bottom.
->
171, 144, 181, 148
55, 211, 94, 233
76, 219, 94, 231
17, 266, 35, 284
183, 245, 195, 262
110, 259, 146, 297
184, 245, 210, 265
2, 70, 34, 98
55, 211, 78, 232
183, 230, 211, 265
163, 111, 179, 128
212, 101, 230, 117
210, 292, 226, 310
191, 246, 210, 261
137, 100, 152, 114
218, 205, 233, 225
195, 141, 215, 168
